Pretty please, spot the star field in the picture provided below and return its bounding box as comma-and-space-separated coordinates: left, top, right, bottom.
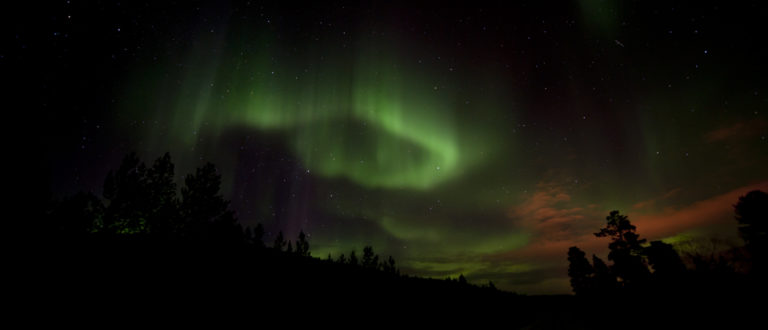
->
14, 1, 768, 294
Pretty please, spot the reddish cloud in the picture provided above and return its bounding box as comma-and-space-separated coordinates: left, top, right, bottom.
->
629, 181, 768, 241
705, 120, 767, 143
506, 182, 606, 257
512, 184, 572, 217
509, 182, 594, 243
632, 187, 682, 210
491, 181, 768, 294
508, 181, 768, 262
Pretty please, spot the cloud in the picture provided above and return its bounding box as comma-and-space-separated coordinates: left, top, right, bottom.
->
485, 180, 768, 294
509, 182, 600, 244
705, 120, 767, 143
476, 182, 610, 294
629, 181, 768, 241
512, 184, 572, 217
632, 187, 682, 210
508, 181, 768, 260
392, 179, 768, 295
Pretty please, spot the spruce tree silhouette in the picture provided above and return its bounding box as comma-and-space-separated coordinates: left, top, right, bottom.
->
244, 227, 253, 244
734, 190, 768, 274
348, 250, 358, 266
567, 247, 594, 296
252, 223, 265, 248
273, 231, 286, 251
362, 246, 379, 269
382, 255, 397, 274
591, 254, 615, 296
296, 230, 310, 257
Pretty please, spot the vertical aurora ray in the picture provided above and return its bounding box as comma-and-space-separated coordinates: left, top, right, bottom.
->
126, 27, 525, 279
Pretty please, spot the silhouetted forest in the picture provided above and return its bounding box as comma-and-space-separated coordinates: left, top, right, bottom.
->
21, 153, 538, 322
566, 191, 767, 327
568, 193, 768, 297
16, 152, 767, 327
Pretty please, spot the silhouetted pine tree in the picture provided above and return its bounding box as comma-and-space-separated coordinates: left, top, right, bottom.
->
179, 163, 242, 243
594, 210, 650, 292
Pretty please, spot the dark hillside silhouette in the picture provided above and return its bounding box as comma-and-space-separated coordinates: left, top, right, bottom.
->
25, 152, 542, 322
19, 152, 767, 326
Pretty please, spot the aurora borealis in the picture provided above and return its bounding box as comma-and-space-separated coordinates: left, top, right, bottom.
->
18, 1, 768, 294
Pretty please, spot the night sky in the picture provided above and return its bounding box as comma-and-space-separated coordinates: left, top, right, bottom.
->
14, 1, 767, 294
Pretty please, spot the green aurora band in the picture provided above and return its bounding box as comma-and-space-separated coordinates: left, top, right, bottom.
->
107, 6, 767, 294
123, 31, 525, 284
159, 35, 496, 190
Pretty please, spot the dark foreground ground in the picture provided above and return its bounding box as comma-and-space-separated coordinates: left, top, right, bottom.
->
10, 237, 763, 328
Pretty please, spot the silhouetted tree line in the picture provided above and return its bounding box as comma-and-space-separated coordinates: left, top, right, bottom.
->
42, 152, 244, 244
33, 152, 523, 312
33, 152, 768, 325
567, 190, 768, 298
42, 152, 404, 267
